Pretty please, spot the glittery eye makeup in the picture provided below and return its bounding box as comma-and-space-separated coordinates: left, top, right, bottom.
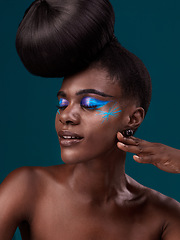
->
80, 97, 110, 109
59, 98, 69, 107
57, 98, 69, 114
56, 96, 121, 122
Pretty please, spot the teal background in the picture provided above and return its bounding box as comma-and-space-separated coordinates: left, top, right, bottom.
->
1, 0, 179, 239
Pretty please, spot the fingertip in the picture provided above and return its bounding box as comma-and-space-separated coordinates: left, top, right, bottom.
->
117, 142, 126, 149
133, 155, 142, 162
117, 132, 123, 139
117, 131, 128, 140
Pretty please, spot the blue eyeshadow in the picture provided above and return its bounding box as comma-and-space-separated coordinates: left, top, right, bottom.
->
81, 97, 110, 109
59, 98, 69, 107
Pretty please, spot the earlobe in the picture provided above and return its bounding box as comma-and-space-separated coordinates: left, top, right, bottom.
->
128, 107, 145, 130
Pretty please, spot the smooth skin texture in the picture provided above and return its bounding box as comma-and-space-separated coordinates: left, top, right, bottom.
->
117, 132, 180, 173
0, 68, 180, 240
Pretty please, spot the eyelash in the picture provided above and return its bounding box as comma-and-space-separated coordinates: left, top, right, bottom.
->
56, 104, 97, 111
56, 97, 108, 111
82, 105, 98, 110
56, 105, 67, 110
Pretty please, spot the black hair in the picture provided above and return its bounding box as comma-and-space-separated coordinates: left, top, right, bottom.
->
16, 0, 151, 114
16, 0, 115, 77
89, 38, 152, 114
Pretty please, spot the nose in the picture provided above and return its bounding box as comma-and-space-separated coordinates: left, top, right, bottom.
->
58, 104, 80, 125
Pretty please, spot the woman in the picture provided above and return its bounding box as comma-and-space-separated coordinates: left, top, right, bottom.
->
0, 0, 179, 239
15, 0, 180, 175
1, 38, 180, 239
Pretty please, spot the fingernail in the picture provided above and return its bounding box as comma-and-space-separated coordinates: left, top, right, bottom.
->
134, 155, 142, 161
117, 142, 126, 147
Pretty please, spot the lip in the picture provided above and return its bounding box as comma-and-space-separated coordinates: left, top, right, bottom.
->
58, 130, 84, 147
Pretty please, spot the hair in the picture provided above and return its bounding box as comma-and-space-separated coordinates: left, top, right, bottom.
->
16, 0, 151, 114
89, 38, 152, 114
16, 0, 115, 77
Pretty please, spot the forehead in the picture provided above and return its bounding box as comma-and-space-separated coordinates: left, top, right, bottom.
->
61, 67, 122, 98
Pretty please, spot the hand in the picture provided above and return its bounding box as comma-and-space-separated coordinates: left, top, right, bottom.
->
117, 132, 180, 174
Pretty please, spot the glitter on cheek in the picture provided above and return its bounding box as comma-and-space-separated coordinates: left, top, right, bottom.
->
96, 103, 122, 123
57, 109, 61, 115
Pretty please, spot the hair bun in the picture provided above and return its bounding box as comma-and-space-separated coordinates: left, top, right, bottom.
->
16, 0, 115, 77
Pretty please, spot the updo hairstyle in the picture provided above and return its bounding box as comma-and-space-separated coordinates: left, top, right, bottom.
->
16, 0, 115, 77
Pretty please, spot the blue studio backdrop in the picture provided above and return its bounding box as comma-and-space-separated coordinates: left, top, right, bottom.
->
1, 0, 179, 239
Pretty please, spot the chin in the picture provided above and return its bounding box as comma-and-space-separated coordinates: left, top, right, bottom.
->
60, 149, 85, 164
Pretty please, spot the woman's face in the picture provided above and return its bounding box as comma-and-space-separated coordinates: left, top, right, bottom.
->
55, 67, 133, 164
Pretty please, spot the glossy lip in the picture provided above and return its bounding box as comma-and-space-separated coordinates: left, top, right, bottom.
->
58, 130, 84, 147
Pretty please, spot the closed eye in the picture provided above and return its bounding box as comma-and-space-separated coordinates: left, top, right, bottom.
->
80, 97, 110, 110
57, 98, 69, 110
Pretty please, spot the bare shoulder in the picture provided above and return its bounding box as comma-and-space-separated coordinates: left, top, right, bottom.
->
0, 164, 65, 207
126, 174, 180, 211
1, 166, 35, 193
0, 167, 39, 210
144, 185, 180, 217
1, 166, 39, 192
0, 166, 42, 239
0, 165, 59, 214
146, 187, 180, 240
127, 175, 180, 240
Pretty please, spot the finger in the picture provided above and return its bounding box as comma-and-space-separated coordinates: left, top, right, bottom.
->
117, 132, 160, 155
117, 139, 160, 155
130, 136, 152, 148
117, 132, 153, 149
117, 142, 144, 154
117, 132, 139, 146
133, 155, 154, 164
134, 155, 180, 173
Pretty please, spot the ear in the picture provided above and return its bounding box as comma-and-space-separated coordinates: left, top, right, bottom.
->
127, 107, 145, 130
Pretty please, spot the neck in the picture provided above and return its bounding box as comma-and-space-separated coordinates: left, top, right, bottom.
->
67, 147, 128, 204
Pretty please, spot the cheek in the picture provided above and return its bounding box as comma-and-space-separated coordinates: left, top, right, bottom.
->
86, 114, 119, 145
95, 103, 122, 124
87, 108, 124, 148
60, 114, 121, 163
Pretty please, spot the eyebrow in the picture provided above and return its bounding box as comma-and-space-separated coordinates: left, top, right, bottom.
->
57, 91, 66, 98
57, 89, 113, 98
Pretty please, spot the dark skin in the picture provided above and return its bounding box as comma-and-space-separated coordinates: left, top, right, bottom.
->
0, 68, 180, 240
117, 133, 180, 173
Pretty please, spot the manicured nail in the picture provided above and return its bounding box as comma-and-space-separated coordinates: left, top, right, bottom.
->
117, 142, 126, 147
133, 155, 142, 161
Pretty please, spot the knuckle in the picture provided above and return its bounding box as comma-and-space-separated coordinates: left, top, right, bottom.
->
138, 145, 143, 154
133, 138, 140, 146
137, 138, 142, 144
163, 158, 171, 167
